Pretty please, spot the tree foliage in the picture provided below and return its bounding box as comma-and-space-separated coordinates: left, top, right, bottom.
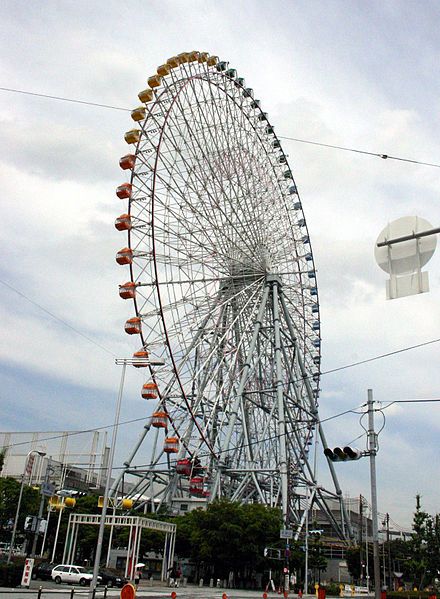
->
0, 477, 40, 542
173, 500, 284, 580
346, 495, 440, 589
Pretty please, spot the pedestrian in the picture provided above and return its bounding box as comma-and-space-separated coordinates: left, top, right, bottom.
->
169, 566, 177, 588
134, 568, 141, 588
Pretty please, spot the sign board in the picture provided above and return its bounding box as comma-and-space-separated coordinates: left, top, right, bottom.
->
21, 558, 34, 588
120, 583, 136, 599
375, 216, 437, 300
280, 529, 293, 539
40, 481, 56, 497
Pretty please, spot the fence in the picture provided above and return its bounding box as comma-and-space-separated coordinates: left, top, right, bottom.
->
0, 587, 113, 598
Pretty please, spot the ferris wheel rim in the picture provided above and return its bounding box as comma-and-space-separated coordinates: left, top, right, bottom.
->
121, 53, 321, 455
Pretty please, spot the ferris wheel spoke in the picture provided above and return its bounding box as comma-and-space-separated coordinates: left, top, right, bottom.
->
183, 75, 266, 252
165, 81, 266, 260
111, 52, 352, 538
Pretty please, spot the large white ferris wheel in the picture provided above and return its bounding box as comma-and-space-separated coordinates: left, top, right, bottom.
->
113, 51, 351, 540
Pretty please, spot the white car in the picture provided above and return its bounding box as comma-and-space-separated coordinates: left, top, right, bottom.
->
51, 564, 101, 586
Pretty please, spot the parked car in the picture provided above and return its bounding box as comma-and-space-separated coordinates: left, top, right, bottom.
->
51, 564, 101, 586
98, 568, 128, 588
32, 562, 54, 580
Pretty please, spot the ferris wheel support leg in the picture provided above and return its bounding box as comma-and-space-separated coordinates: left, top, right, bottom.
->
278, 291, 354, 540
271, 281, 289, 524
210, 283, 270, 501
109, 419, 153, 496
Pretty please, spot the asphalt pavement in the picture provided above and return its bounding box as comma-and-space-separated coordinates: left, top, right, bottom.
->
0, 582, 322, 599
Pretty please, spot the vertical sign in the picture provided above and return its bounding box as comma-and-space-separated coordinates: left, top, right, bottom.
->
25, 455, 35, 477
21, 558, 34, 587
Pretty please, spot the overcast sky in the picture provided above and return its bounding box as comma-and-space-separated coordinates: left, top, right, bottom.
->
1, 0, 440, 527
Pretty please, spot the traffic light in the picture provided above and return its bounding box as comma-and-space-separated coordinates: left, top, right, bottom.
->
24, 516, 36, 532
309, 529, 323, 538
324, 446, 363, 462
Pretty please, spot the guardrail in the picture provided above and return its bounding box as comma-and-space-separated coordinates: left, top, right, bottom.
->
0, 587, 111, 597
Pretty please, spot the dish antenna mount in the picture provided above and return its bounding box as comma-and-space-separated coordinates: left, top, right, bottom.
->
375, 216, 439, 300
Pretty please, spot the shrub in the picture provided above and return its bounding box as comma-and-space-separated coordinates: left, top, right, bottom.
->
0, 562, 24, 587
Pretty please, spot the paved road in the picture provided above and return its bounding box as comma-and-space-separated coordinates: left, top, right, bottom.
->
0, 584, 321, 599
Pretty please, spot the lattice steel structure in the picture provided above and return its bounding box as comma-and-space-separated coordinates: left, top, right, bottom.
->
113, 51, 352, 540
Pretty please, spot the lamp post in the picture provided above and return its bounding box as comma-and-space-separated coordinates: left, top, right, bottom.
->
88, 356, 164, 598
31, 456, 54, 557
7, 449, 46, 563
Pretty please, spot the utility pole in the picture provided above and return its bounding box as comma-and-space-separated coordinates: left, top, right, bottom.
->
367, 389, 381, 599
31, 457, 53, 557
359, 495, 363, 584
386, 513, 392, 590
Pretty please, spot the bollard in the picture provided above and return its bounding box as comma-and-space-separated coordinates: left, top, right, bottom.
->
183, 577, 187, 587
70, 588, 75, 599
210, 578, 214, 588
199, 578, 204, 587
263, 593, 268, 599
150, 576, 154, 587
171, 592, 177, 599
104, 586, 108, 598
222, 594, 228, 599
217, 579, 221, 588
37, 586, 43, 599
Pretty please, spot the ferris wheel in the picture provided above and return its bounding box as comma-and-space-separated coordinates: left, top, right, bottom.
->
113, 51, 350, 538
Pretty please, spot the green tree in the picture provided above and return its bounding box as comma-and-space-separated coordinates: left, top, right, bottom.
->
408, 494, 430, 588
0, 448, 6, 475
0, 477, 40, 542
173, 499, 282, 584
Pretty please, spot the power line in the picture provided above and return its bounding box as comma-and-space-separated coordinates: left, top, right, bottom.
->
380, 397, 440, 410
3, 269, 440, 396
1, 403, 364, 456
321, 336, 440, 377
0, 278, 117, 357
278, 135, 440, 169
0, 86, 130, 112
1, 85, 439, 169
1, 416, 148, 450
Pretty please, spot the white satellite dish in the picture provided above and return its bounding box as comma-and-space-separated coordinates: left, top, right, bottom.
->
375, 216, 437, 300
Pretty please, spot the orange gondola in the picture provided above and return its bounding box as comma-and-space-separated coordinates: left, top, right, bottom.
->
124, 317, 141, 335
132, 350, 149, 367
119, 282, 136, 300
116, 183, 132, 199
114, 214, 132, 231
164, 437, 179, 453
116, 248, 133, 265
141, 382, 158, 399
119, 154, 136, 170
152, 411, 168, 428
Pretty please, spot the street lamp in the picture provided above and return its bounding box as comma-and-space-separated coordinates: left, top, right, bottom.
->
7, 449, 46, 563
88, 355, 165, 598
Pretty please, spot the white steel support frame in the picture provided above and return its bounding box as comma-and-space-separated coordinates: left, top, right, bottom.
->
271, 278, 289, 523
64, 513, 176, 581
113, 51, 352, 541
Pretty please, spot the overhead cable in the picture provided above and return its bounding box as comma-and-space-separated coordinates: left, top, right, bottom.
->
1, 86, 439, 169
